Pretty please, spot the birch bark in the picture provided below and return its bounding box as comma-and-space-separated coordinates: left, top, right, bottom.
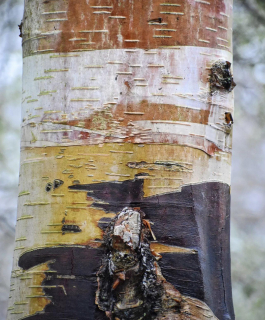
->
7, 0, 235, 319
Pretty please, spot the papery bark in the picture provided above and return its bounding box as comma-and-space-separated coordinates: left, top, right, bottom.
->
7, 1, 235, 319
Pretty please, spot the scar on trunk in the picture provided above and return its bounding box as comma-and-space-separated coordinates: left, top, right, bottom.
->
210, 60, 236, 94
96, 207, 218, 320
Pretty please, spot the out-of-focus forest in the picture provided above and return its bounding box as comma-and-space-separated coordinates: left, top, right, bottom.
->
0, 0, 264, 319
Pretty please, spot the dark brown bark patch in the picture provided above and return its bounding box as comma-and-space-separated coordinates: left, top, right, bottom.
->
69, 180, 234, 320
18, 246, 108, 320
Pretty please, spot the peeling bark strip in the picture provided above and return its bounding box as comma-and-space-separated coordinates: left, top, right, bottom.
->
22, 0, 232, 57
8, 0, 234, 319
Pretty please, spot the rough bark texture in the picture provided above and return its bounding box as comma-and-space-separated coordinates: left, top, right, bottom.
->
7, 0, 235, 319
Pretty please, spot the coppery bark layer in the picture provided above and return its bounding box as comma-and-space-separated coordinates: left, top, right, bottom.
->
22, 0, 232, 57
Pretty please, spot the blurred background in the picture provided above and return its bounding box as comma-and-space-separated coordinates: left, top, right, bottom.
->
0, 0, 265, 319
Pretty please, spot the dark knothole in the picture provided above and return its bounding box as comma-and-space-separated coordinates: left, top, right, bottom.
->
53, 179, 64, 190
45, 182, 53, 192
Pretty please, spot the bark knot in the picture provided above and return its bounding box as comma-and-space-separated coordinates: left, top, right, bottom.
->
210, 61, 236, 94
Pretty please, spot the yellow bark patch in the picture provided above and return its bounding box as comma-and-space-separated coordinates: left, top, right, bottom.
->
15, 142, 230, 252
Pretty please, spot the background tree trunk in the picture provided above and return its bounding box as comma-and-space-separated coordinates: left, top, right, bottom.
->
7, 0, 234, 319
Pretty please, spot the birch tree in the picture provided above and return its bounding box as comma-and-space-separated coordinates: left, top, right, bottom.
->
7, 0, 235, 319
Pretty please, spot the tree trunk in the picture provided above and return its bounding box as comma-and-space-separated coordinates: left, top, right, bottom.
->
7, 0, 235, 319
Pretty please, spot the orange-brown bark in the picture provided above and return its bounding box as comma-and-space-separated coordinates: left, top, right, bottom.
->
22, 0, 232, 57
